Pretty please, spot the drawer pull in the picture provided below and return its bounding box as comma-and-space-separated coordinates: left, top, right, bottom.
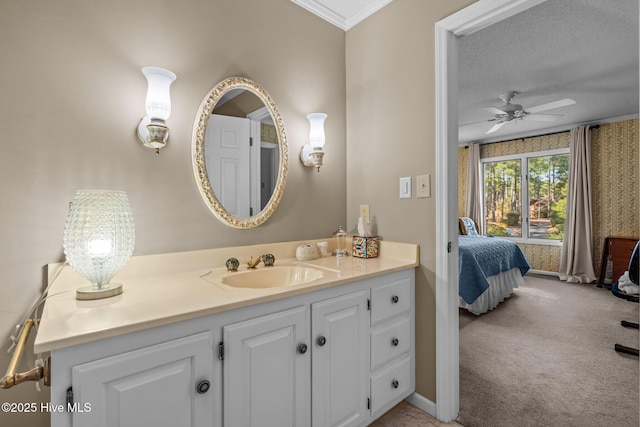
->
297, 343, 308, 355
196, 380, 210, 394
391, 379, 399, 389
391, 295, 399, 304
317, 336, 327, 347
391, 338, 399, 347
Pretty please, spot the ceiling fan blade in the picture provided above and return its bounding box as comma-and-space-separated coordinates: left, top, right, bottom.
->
485, 107, 508, 115
527, 113, 563, 122
527, 98, 576, 114
459, 118, 499, 127
486, 122, 505, 134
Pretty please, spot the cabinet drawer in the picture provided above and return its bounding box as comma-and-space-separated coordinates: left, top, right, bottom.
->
371, 317, 410, 371
371, 278, 411, 325
370, 356, 411, 415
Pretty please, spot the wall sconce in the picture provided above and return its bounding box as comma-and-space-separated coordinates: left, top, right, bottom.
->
300, 113, 327, 172
136, 66, 176, 155
63, 190, 135, 300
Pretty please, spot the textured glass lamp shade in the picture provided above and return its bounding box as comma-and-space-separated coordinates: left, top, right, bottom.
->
63, 190, 135, 300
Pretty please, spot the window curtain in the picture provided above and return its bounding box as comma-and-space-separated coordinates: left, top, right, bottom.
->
465, 143, 484, 234
559, 125, 596, 283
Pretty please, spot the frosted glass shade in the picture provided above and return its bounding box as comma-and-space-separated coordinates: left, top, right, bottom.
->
307, 113, 327, 149
143, 67, 176, 121
63, 190, 135, 290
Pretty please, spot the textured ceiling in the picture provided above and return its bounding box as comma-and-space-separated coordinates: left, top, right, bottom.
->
458, 0, 639, 144
293, 0, 639, 145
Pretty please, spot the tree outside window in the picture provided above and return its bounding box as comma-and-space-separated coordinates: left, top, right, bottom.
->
482, 150, 569, 241
528, 154, 569, 240
483, 159, 522, 237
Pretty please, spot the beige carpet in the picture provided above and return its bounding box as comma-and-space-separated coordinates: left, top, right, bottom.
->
458, 274, 639, 427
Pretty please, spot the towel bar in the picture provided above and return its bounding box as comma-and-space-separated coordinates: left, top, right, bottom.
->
0, 319, 50, 389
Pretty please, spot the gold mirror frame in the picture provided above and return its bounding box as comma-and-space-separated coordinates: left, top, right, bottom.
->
192, 77, 288, 228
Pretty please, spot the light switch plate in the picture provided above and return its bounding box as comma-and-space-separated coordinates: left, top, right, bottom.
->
417, 174, 431, 198
399, 177, 411, 199
359, 204, 370, 224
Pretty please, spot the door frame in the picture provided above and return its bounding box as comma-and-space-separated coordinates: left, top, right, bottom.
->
434, 0, 547, 422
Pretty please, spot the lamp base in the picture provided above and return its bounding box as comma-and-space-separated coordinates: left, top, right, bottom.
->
137, 117, 169, 154
76, 283, 123, 300
300, 145, 324, 171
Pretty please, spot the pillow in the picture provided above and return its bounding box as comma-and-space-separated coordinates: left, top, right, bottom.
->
459, 217, 479, 236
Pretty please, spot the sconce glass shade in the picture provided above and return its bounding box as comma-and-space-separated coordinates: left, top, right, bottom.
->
307, 113, 327, 149
137, 67, 176, 154
143, 67, 176, 121
63, 190, 135, 300
301, 113, 327, 172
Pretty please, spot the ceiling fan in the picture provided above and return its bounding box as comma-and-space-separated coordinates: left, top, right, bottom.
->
466, 91, 576, 134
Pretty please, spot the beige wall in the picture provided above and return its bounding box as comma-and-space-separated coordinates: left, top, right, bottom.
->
457, 118, 639, 273
0, 1, 345, 425
346, 0, 476, 402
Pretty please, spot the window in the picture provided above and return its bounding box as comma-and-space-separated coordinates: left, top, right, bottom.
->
482, 149, 569, 242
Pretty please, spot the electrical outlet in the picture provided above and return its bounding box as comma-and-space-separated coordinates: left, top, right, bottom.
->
417, 174, 431, 198
359, 204, 370, 224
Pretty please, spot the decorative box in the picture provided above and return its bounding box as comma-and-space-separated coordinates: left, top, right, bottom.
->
352, 236, 379, 258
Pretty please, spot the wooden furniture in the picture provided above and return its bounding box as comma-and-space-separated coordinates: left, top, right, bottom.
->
597, 236, 639, 287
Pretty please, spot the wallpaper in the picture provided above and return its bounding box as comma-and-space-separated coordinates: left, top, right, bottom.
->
261, 123, 277, 144
458, 118, 639, 274
591, 119, 639, 274
480, 132, 569, 157
518, 243, 562, 272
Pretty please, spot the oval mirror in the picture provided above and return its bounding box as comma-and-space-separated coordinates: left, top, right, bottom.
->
193, 77, 288, 228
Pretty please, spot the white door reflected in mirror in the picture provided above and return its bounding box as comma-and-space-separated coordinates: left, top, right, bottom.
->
192, 77, 288, 228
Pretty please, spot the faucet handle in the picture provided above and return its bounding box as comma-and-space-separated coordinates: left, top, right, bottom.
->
262, 253, 275, 267
225, 258, 239, 272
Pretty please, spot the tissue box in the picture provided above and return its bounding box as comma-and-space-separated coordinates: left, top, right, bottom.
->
352, 236, 379, 258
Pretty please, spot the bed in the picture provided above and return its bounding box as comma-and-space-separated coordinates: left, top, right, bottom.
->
458, 235, 530, 315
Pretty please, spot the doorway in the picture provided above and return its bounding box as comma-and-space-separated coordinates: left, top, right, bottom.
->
433, 0, 547, 422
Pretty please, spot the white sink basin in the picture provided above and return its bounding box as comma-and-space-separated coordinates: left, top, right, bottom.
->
221, 265, 324, 289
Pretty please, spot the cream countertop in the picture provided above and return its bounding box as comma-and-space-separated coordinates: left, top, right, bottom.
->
34, 240, 418, 353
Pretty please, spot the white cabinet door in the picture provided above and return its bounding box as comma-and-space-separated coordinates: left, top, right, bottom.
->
311, 290, 369, 427
71, 332, 214, 427
223, 305, 310, 427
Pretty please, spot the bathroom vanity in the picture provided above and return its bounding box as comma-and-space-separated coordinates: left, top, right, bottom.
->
35, 240, 418, 427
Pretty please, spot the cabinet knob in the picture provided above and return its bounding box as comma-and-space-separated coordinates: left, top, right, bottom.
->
196, 380, 210, 394
391, 338, 399, 347
317, 336, 327, 347
297, 343, 308, 355
391, 379, 399, 389
391, 295, 399, 304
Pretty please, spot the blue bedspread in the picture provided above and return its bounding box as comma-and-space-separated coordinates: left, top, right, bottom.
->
458, 236, 530, 304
